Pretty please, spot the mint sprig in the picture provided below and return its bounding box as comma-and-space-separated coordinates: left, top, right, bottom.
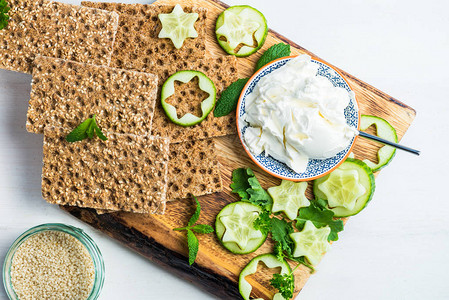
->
0, 0, 10, 30
174, 196, 214, 265
255, 43, 291, 71
66, 114, 108, 143
213, 78, 249, 117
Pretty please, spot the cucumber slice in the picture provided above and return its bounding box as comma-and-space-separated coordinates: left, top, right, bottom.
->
289, 220, 331, 266
239, 254, 291, 300
161, 70, 216, 127
158, 4, 199, 49
216, 5, 268, 57
360, 115, 398, 172
314, 158, 375, 217
268, 180, 310, 220
215, 202, 267, 254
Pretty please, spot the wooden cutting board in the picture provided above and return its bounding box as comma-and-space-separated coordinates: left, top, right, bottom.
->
63, 0, 416, 298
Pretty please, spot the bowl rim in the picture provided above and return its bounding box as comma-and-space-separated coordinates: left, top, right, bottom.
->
235, 55, 361, 181
2, 223, 105, 300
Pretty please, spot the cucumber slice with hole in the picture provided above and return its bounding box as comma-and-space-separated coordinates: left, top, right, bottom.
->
360, 115, 398, 172
314, 158, 375, 217
216, 5, 268, 57
161, 70, 216, 127
239, 254, 291, 300
215, 202, 267, 254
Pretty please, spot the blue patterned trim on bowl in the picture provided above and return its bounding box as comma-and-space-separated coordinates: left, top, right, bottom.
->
237, 57, 359, 181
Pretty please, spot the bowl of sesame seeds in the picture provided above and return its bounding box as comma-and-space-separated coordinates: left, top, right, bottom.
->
2, 223, 105, 300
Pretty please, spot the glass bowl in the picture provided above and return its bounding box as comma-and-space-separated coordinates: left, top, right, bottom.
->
2, 223, 105, 300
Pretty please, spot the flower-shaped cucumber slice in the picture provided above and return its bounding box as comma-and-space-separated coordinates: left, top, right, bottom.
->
317, 169, 366, 211
289, 220, 331, 266
216, 5, 268, 57
161, 70, 216, 127
158, 4, 199, 49
268, 180, 310, 220
215, 202, 267, 254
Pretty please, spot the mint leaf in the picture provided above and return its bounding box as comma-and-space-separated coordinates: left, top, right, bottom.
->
255, 43, 291, 71
270, 272, 294, 299
230, 168, 272, 209
66, 114, 108, 143
188, 196, 201, 226
296, 201, 344, 242
94, 123, 108, 141
66, 118, 93, 142
191, 224, 214, 234
213, 78, 249, 117
0, 0, 10, 30
187, 229, 199, 265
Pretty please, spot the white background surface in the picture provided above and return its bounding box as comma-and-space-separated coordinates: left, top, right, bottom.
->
1, 0, 448, 299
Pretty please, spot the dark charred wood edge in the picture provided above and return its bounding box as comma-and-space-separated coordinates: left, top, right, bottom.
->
209, 0, 416, 115
62, 206, 241, 299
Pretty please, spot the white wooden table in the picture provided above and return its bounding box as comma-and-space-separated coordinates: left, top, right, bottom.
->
1, 0, 448, 299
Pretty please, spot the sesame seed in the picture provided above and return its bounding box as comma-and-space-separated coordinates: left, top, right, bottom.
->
10, 230, 95, 300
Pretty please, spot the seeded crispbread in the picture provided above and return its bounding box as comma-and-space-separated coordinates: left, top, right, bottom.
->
0, 0, 119, 74
167, 139, 222, 200
27, 56, 158, 135
81, 2, 207, 69
42, 127, 170, 214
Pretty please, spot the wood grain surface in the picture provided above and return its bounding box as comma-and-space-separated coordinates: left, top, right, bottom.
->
63, 0, 416, 299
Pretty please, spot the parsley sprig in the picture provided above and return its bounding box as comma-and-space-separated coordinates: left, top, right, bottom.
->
66, 114, 108, 143
174, 196, 214, 265
0, 0, 10, 30
230, 167, 344, 299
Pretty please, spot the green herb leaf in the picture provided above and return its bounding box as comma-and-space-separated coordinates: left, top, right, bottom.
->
0, 0, 10, 30
253, 209, 272, 236
271, 217, 295, 255
213, 78, 249, 117
270, 272, 294, 299
188, 196, 201, 226
187, 229, 199, 265
295, 201, 344, 242
230, 168, 272, 209
65, 118, 93, 142
255, 43, 291, 71
191, 224, 214, 234
65, 114, 108, 143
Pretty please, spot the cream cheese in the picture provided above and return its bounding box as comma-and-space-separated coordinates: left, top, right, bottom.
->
242, 54, 356, 173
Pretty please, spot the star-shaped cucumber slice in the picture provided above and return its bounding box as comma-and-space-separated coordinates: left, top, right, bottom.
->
216, 8, 260, 49
158, 4, 199, 49
268, 180, 310, 220
289, 220, 331, 266
220, 204, 262, 250
318, 169, 366, 211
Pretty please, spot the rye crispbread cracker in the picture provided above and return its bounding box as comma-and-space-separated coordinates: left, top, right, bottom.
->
167, 139, 222, 200
42, 127, 169, 214
27, 56, 158, 135
151, 56, 238, 143
0, 0, 119, 74
81, 2, 207, 68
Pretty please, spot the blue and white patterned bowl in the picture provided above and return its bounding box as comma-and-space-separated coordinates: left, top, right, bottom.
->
236, 56, 360, 181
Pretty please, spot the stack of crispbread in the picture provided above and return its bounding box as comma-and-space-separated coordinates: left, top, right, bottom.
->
0, 0, 119, 73
2, 0, 239, 215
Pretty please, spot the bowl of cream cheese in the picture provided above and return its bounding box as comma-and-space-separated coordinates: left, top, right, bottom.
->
237, 54, 359, 181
